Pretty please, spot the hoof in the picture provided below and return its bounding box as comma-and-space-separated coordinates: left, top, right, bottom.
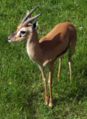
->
45, 101, 48, 105
48, 102, 53, 108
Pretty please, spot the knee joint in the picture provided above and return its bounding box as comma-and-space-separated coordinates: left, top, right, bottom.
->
43, 78, 46, 82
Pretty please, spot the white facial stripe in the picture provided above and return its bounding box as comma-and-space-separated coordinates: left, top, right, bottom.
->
16, 26, 33, 37
16, 27, 27, 37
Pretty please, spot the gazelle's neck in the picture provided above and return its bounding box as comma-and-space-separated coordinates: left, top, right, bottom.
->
26, 29, 43, 64
27, 29, 39, 44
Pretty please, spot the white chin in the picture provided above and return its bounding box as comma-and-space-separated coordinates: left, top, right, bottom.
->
8, 40, 12, 43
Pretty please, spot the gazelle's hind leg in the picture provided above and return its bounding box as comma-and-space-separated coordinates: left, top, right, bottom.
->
68, 42, 76, 81
68, 30, 76, 81
68, 56, 72, 81
58, 58, 62, 81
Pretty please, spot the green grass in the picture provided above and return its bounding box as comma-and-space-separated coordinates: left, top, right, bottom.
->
0, 0, 87, 119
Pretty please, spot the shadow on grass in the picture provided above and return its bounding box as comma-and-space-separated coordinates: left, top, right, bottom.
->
27, 68, 87, 119
21, 90, 42, 119
54, 65, 87, 106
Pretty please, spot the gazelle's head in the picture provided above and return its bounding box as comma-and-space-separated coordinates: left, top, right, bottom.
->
8, 6, 40, 43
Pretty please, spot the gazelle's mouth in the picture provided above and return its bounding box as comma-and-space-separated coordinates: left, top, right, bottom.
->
8, 39, 12, 43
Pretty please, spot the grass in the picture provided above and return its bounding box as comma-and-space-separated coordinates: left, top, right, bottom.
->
0, 0, 87, 119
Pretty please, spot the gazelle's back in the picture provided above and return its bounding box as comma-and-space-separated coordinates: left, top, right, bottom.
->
39, 22, 76, 61
40, 22, 76, 42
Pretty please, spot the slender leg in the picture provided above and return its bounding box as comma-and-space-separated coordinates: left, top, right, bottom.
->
58, 58, 62, 80
39, 66, 49, 105
68, 60, 72, 81
48, 62, 54, 107
68, 48, 73, 81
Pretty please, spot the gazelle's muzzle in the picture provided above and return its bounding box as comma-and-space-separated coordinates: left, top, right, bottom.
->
8, 32, 16, 43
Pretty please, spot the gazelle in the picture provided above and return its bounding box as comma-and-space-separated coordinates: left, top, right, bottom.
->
8, 8, 77, 107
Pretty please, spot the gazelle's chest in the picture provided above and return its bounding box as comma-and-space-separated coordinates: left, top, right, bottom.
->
26, 42, 36, 62
26, 40, 43, 65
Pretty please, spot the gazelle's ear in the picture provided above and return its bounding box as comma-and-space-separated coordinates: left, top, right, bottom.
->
32, 21, 38, 29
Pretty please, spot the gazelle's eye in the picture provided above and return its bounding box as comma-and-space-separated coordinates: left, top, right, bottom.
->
21, 31, 26, 34
19, 30, 26, 37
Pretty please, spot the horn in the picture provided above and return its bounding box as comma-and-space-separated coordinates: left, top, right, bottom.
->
21, 5, 39, 23
21, 11, 29, 23
28, 5, 39, 17
23, 14, 41, 25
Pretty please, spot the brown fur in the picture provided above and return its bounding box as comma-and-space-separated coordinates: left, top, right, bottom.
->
28, 22, 77, 66
8, 21, 77, 107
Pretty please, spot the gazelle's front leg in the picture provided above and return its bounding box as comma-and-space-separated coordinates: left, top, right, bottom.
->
58, 58, 62, 80
39, 66, 49, 105
48, 62, 54, 107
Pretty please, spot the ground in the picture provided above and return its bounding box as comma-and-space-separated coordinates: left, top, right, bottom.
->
0, 0, 87, 119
